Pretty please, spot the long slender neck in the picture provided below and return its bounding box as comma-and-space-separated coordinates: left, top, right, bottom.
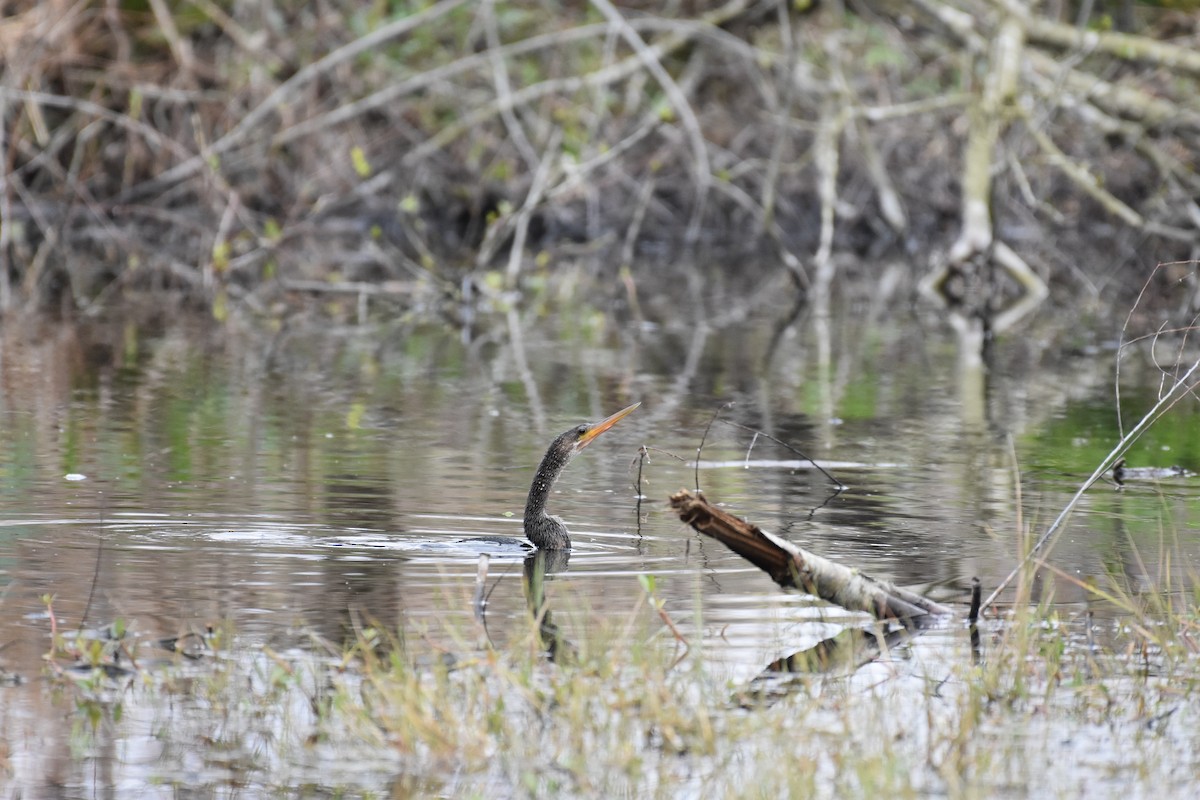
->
524, 443, 572, 550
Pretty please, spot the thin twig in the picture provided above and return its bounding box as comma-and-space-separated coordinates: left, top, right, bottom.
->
549, 119, 659, 202
1019, 112, 1144, 228
483, 558, 520, 609
482, 0, 540, 171
620, 176, 656, 270
645, 446, 689, 464
695, 402, 734, 492
758, 0, 796, 234
80, 488, 108, 634
148, 0, 195, 77
502, 128, 563, 286
188, 0, 285, 72
276, 5, 755, 151
743, 432, 760, 468
1115, 262, 1197, 438
720, 420, 846, 489
121, 0, 469, 200
655, 602, 691, 655
0, 88, 192, 160
589, 0, 711, 241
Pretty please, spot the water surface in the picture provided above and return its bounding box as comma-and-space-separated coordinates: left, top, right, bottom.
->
1, 287, 1198, 795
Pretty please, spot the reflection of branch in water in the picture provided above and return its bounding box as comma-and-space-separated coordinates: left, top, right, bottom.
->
694, 402, 735, 492
762, 290, 809, 372
523, 550, 575, 663
506, 307, 545, 435
719, 419, 845, 489
637, 322, 709, 431
968, 576, 982, 665
634, 445, 690, 536
736, 624, 915, 707
805, 488, 844, 522
473, 554, 490, 625
692, 405, 845, 521
475, 555, 514, 651
632, 445, 648, 538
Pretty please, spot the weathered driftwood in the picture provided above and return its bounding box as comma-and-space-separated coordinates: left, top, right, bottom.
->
669, 489, 952, 626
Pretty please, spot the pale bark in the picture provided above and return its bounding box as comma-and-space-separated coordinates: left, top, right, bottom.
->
670, 489, 953, 626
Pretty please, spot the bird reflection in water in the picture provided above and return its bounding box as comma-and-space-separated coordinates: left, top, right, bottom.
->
476, 403, 639, 660
523, 550, 576, 663
518, 402, 639, 660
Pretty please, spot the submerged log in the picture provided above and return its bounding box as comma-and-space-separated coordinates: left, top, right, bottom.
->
669, 489, 952, 626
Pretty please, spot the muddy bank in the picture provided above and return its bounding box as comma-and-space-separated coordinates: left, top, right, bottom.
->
1, 1, 1197, 321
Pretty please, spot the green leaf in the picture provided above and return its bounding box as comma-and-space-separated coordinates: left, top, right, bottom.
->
346, 402, 366, 430
212, 240, 230, 272
211, 289, 228, 323
263, 218, 283, 242
350, 146, 372, 178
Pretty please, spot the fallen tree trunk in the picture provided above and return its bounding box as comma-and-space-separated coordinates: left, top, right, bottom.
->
669, 489, 953, 626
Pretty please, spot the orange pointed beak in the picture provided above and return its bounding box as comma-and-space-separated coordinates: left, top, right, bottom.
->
576, 402, 640, 450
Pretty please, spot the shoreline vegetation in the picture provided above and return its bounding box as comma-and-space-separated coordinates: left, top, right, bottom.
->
0, 0, 1197, 321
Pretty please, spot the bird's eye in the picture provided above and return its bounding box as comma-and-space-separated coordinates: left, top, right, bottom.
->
576, 425, 589, 436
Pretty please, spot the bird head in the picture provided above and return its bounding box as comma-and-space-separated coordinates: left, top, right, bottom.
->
544, 401, 641, 466
569, 401, 640, 453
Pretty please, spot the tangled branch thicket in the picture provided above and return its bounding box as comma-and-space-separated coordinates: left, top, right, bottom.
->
0, 0, 1197, 318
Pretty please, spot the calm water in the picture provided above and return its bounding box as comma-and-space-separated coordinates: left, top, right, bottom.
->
2, 283, 1200, 795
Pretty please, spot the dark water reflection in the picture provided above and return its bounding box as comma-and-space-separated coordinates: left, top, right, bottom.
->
2, 287, 1200, 794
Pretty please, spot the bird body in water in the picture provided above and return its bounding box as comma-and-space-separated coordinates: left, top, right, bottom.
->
524, 402, 640, 550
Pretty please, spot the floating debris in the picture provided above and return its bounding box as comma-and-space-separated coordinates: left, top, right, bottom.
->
1112, 458, 1195, 487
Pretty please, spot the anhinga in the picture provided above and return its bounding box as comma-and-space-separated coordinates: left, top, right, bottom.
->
523, 402, 640, 550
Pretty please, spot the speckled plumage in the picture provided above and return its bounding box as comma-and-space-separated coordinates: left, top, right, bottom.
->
523, 427, 586, 550
521, 403, 640, 551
